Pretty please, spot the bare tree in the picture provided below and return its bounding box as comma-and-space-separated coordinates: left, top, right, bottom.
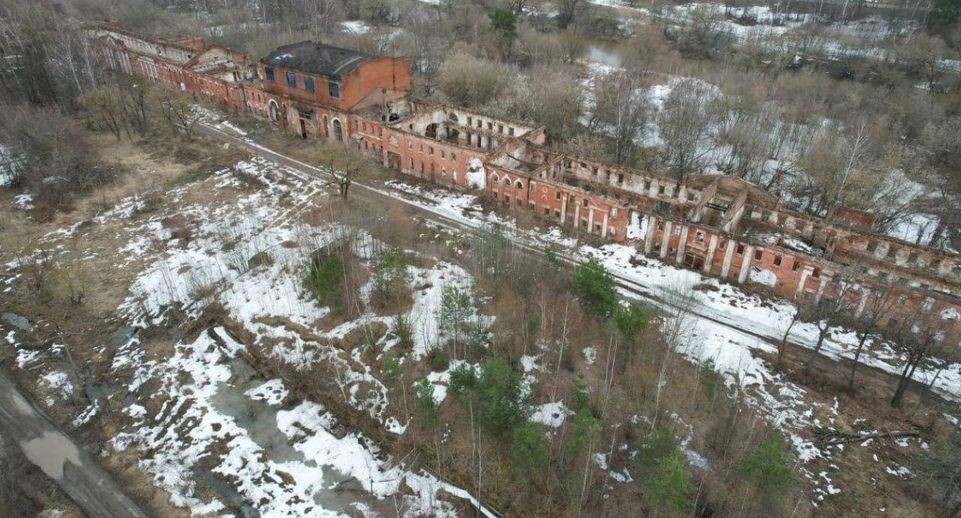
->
919, 117, 961, 251
777, 306, 801, 372
556, 0, 581, 29
559, 30, 586, 64
80, 87, 128, 141
671, 5, 735, 60
317, 144, 373, 200
894, 34, 948, 92
716, 97, 780, 184
438, 51, 512, 108
589, 69, 650, 165
506, 0, 527, 16
890, 305, 958, 407
0, 1, 59, 105
652, 283, 698, 429
0, 105, 106, 212
154, 91, 202, 140
510, 66, 583, 142
397, 6, 447, 95
802, 272, 856, 370
658, 79, 719, 180
847, 284, 899, 390
792, 121, 878, 217
831, 120, 872, 210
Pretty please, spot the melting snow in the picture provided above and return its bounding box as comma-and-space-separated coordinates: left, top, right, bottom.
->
530, 401, 571, 428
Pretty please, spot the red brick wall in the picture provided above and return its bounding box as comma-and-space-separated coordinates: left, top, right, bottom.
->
260, 57, 410, 111
380, 128, 486, 189
488, 169, 630, 241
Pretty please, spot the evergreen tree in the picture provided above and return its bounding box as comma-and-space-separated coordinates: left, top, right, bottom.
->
372, 247, 408, 302
634, 426, 678, 479
511, 422, 550, 481
565, 405, 600, 460
571, 257, 618, 317
932, 0, 961, 26
305, 253, 343, 309
565, 381, 599, 460
449, 363, 478, 397
489, 8, 517, 37
614, 303, 648, 339
381, 355, 402, 389
414, 378, 439, 429
392, 313, 413, 349
477, 358, 530, 437
646, 451, 694, 516
437, 284, 473, 358
740, 436, 794, 508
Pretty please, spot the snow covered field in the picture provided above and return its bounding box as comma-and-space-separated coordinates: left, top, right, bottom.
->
2, 156, 500, 516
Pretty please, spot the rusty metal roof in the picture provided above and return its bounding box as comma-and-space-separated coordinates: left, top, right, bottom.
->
263, 41, 371, 79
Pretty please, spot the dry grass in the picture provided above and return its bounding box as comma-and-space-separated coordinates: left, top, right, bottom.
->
0, 128, 256, 517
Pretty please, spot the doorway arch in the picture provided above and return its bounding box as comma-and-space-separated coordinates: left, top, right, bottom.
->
267, 99, 280, 122
332, 118, 343, 142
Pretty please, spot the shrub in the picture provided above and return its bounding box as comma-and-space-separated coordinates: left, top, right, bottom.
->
646, 450, 694, 516
305, 252, 344, 310
740, 436, 794, 507
448, 363, 478, 397
427, 347, 450, 372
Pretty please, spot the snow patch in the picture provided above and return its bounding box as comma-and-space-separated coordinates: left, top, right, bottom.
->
466, 158, 486, 190
530, 401, 571, 428
244, 379, 288, 406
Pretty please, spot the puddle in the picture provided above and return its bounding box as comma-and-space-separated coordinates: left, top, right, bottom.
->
1, 312, 32, 332
202, 472, 261, 518
313, 469, 386, 513
20, 431, 82, 480
585, 42, 623, 67
209, 357, 394, 515
210, 380, 301, 463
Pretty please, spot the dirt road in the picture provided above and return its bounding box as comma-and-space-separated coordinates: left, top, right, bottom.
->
0, 370, 149, 518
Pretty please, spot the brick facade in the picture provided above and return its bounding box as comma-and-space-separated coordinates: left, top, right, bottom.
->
91, 23, 961, 341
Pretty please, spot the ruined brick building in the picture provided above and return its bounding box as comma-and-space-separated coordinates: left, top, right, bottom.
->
91, 22, 961, 340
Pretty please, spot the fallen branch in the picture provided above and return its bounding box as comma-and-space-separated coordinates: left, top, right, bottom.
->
813, 426, 920, 446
